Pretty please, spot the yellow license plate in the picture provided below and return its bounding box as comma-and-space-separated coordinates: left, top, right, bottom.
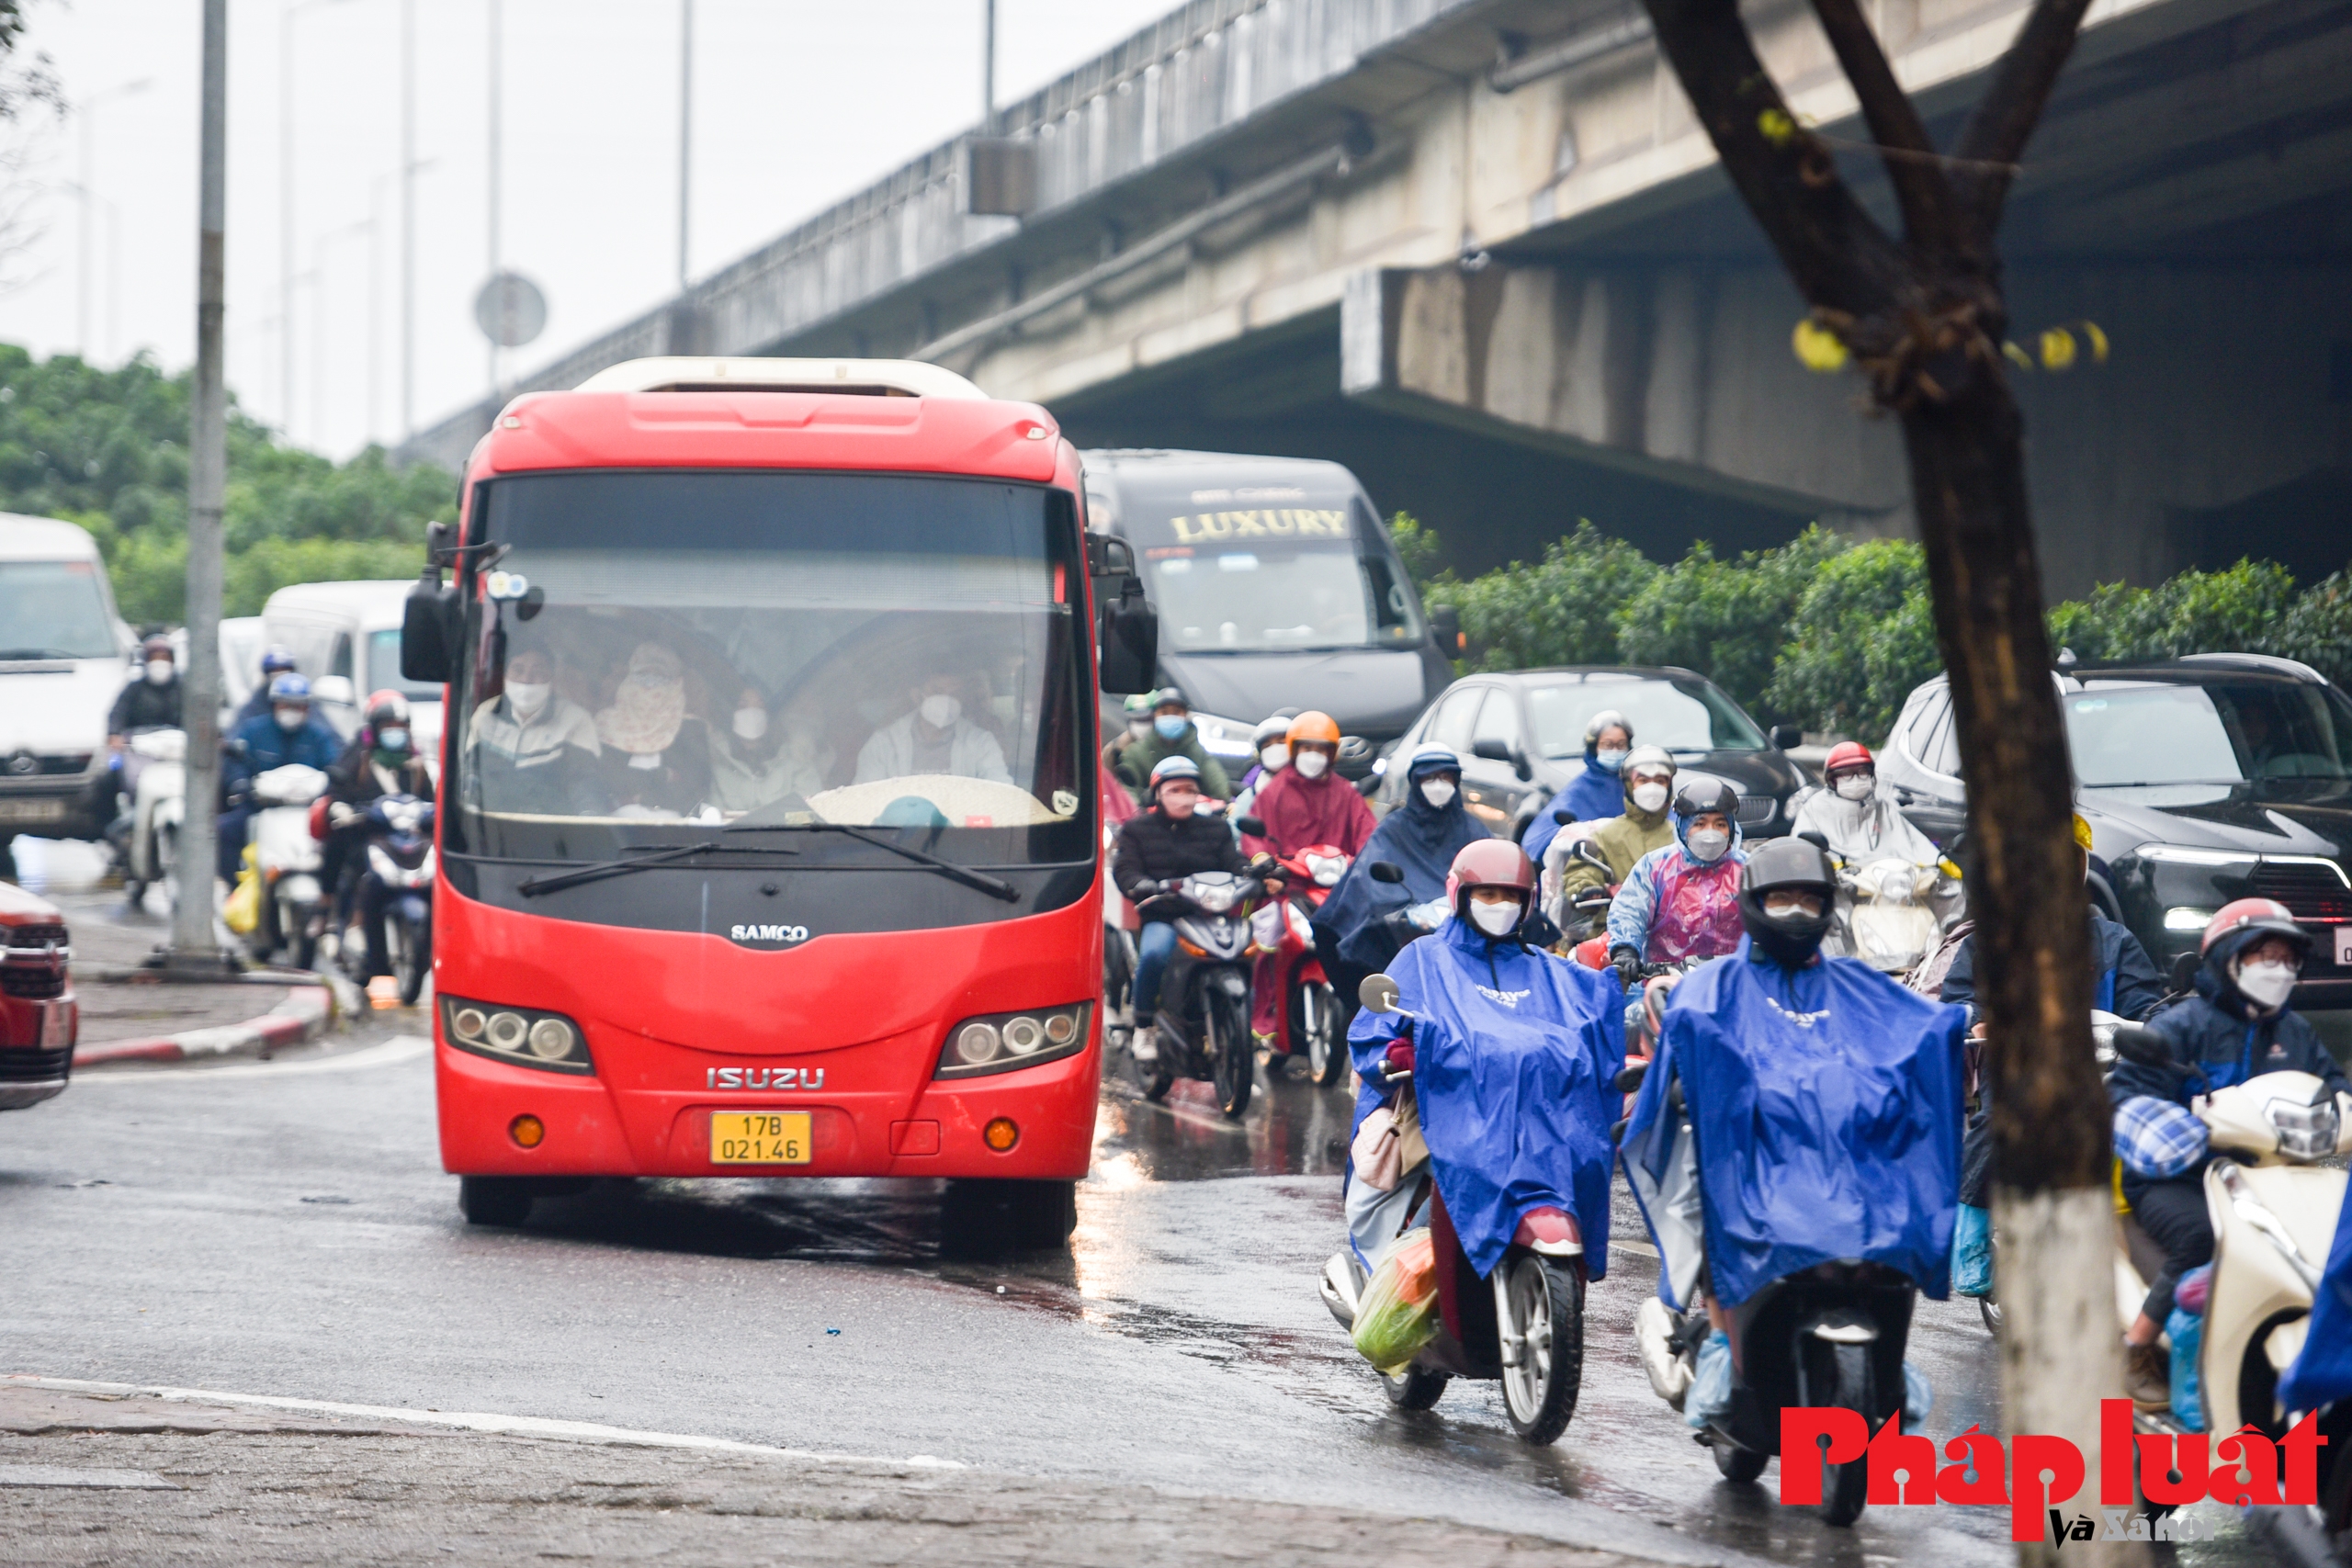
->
710, 1111, 811, 1166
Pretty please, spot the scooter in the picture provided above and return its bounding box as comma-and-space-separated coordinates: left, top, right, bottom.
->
1827, 854, 1961, 976
1622, 1051, 1927, 1528
348, 793, 435, 1005
116, 727, 185, 912
2107, 1023, 2350, 1449
1133, 868, 1266, 1118
1318, 973, 1588, 1445
245, 762, 330, 969
1254, 842, 1351, 1086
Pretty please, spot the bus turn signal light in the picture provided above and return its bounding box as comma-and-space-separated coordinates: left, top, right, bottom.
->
509, 1114, 546, 1148
982, 1117, 1020, 1153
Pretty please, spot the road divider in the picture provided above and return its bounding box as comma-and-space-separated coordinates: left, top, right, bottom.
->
73, 983, 339, 1068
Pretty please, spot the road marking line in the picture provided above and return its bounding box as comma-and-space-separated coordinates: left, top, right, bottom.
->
3, 1375, 965, 1469
69, 1034, 430, 1082
0, 1463, 178, 1489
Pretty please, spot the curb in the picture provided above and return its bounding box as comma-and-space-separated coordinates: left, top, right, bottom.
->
73, 983, 340, 1068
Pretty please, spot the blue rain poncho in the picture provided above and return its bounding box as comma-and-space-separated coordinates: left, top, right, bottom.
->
1348, 915, 1625, 1279
1620, 939, 1966, 1310
1521, 763, 1623, 868
1311, 749, 1485, 974
2278, 1190, 2352, 1415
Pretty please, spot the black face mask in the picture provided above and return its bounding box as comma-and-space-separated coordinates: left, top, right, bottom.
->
1743, 904, 1832, 968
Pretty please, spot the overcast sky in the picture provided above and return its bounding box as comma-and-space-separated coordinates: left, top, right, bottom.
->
0, 0, 1178, 457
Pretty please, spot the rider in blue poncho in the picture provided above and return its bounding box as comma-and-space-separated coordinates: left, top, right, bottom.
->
1311, 746, 1487, 1015
1344, 840, 1625, 1278
2278, 1190, 2352, 1416
1521, 709, 1633, 869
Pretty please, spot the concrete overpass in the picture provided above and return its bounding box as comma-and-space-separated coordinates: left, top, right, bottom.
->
402, 0, 2352, 592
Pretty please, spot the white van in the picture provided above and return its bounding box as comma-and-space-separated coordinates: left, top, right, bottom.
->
0, 515, 130, 845
259, 580, 441, 758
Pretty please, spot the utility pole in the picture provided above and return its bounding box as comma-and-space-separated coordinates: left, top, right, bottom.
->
280, 0, 348, 436
170, 0, 231, 971
401, 0, 416, 440
311, 221, 370, 444
677, 0, 692, 291
487, 0, 503, 393
979, 0, 995, 131
77, 78, 152, 360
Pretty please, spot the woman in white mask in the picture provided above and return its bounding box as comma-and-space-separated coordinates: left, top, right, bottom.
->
594, 641, 715, 818
710, 684, 833, 812
1553, 746, 1679, 922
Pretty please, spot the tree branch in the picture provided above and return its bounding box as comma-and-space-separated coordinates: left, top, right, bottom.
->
1640, 0, 1905, 320
1806, 0, 1964, 256
1952, 0, 2097, 231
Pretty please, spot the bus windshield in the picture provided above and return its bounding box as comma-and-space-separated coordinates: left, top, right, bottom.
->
447, 470, 1090, 874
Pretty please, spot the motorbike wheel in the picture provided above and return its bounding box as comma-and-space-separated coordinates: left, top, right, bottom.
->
1207, 984, 1254, 1119
1712, 1434, 1769, 1483
1815, 1342, 1873, 1527
1298, 980, 1346, 1087
1498, 1253, 1584, 1445
1380, 1364, 1448, 1411
396, 921, 429, 1007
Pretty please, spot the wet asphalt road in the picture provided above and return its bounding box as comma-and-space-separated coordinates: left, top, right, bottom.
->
2, 856, 2265, 1563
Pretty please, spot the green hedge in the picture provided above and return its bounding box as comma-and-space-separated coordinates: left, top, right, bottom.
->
1396, 514, 2352, 741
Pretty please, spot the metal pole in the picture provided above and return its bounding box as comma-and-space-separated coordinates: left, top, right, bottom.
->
677, 0, 692, 290
401, 0, 415, 439
279, 2, 296, 431
487, 0, 501, 394
77, 102, 92, 356
171, 0, 230, 968
980, 0, 994, 131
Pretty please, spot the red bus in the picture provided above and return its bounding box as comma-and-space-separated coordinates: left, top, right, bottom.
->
401, 357, 1156, 1246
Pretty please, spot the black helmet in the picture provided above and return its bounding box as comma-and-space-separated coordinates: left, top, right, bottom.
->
1739, 836, 1838, 968
1673, 779, 1739, 822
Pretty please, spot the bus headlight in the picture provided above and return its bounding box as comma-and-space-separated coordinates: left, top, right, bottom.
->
934, 1003, 1091, 1079
440, 994, 594, 1076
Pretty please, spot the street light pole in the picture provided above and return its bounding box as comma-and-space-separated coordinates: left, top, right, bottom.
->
487, 0, 502, 394
980, 0, 995, 132
171, 0, 231, 970
401, 0, 416, 440
280, 0, 348, 436
76, 78, 152, 361
311, 220, 370, 445
677, 0, 692, 291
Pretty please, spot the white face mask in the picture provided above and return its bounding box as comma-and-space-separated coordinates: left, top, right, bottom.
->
1294, 750, 1329, 781
919, 694, 960, 729
2235, 958, 2298, 1010
1687, 828, 1731, 863
1467, 898, 1521, 936
144, 660, 173, 685
1260, 743, 1289, 771
1834, 773, 1875, 802
506, 681, 550, 718
1128, 717, 1151, 739
274, 706, 305, 732
1631, 780, 1669, 814
1419, 779, 1456, 809
733, 707, 769, 741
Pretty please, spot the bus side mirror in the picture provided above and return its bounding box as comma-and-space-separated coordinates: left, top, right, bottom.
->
1098, 599, 1157, 695
401, 567, 461, 684
1428, 604, 1463, 657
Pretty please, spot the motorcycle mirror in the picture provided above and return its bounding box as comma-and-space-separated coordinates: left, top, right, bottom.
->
1358, 973, 1401, 1014
1552, 808, 1572, 826
1233, 815, 1267, 838
1572, 841, 1611, 871
2108, 1022, 2171, 1069
1614, 1060, 1649, 1092
1797, 829, 1830, 852
1368, 861, 1405, 884
2170, 951, 2199, 993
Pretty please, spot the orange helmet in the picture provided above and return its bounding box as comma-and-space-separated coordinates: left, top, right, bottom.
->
1286, 710, 1341, 747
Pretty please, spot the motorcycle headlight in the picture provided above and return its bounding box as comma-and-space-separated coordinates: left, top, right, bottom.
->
934, 1003, 1091, 1079
1191, 882, 1236, 913
1307, 855, 1345, 887
2267, 1095, 2340, 1160
440, 994, 594, 1076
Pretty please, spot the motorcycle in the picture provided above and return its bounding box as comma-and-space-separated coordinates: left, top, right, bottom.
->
1831, 856, 1949, 976
245, 762, 330, 969
1318, 972, 1589, 1445
2107, 1024, 2350, 1459
1253, 841, 1351, 1087
1619, 1053, 1921, 1526
115, 727, 185, 911
347, 793, 435, 1005
1133, 868, 1266, 1118
1365, 860, 1450, 955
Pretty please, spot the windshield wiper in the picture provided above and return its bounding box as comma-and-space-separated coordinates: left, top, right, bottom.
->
516, 839, 798, 897
724, 819, 1019, 903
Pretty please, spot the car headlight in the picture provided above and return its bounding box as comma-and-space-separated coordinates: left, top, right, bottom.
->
441, 994, 594, 1075
934, 1003, 1091, 1079
2137, 844, 2256, 868
2163, 907, 2214, 931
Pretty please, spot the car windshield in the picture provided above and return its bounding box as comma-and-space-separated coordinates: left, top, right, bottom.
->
1124, 494, 1420, 653
1524, 674, 1766, 758
0, 559, 116, 660
447, 470, 1089, 869
2067, 677, 2352, 785
368, 629, 443, 705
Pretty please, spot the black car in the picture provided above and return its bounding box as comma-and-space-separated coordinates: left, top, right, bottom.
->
1372, 666, 1809, 840
1879, 654, 2352, 1007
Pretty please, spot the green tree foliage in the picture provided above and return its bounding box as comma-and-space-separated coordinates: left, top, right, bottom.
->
1447, 522, 1658, 673
2045, 559, 2301, 666
0, 344, 452, 624
1616, 526, 1843, 721
1766, 539, 1942, 740
2268, 570, 2352, 686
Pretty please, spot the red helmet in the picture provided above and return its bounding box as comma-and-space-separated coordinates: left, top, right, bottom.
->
2199, 897, 2311, 959
1823, 740, 1874, 778
1445, 839, 1537, 925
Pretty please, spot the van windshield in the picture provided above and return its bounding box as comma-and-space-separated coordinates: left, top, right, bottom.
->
0, 560, 116, 660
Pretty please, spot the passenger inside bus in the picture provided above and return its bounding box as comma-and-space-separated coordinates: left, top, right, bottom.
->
852, 669, 1013, 787
710, 682, 831, 812
594, 641, 716, 818
463, 641, 605, 816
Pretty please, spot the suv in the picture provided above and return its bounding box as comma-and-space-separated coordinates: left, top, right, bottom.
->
1374, 666, 1809, 840
1880, 655, 2352, 1007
